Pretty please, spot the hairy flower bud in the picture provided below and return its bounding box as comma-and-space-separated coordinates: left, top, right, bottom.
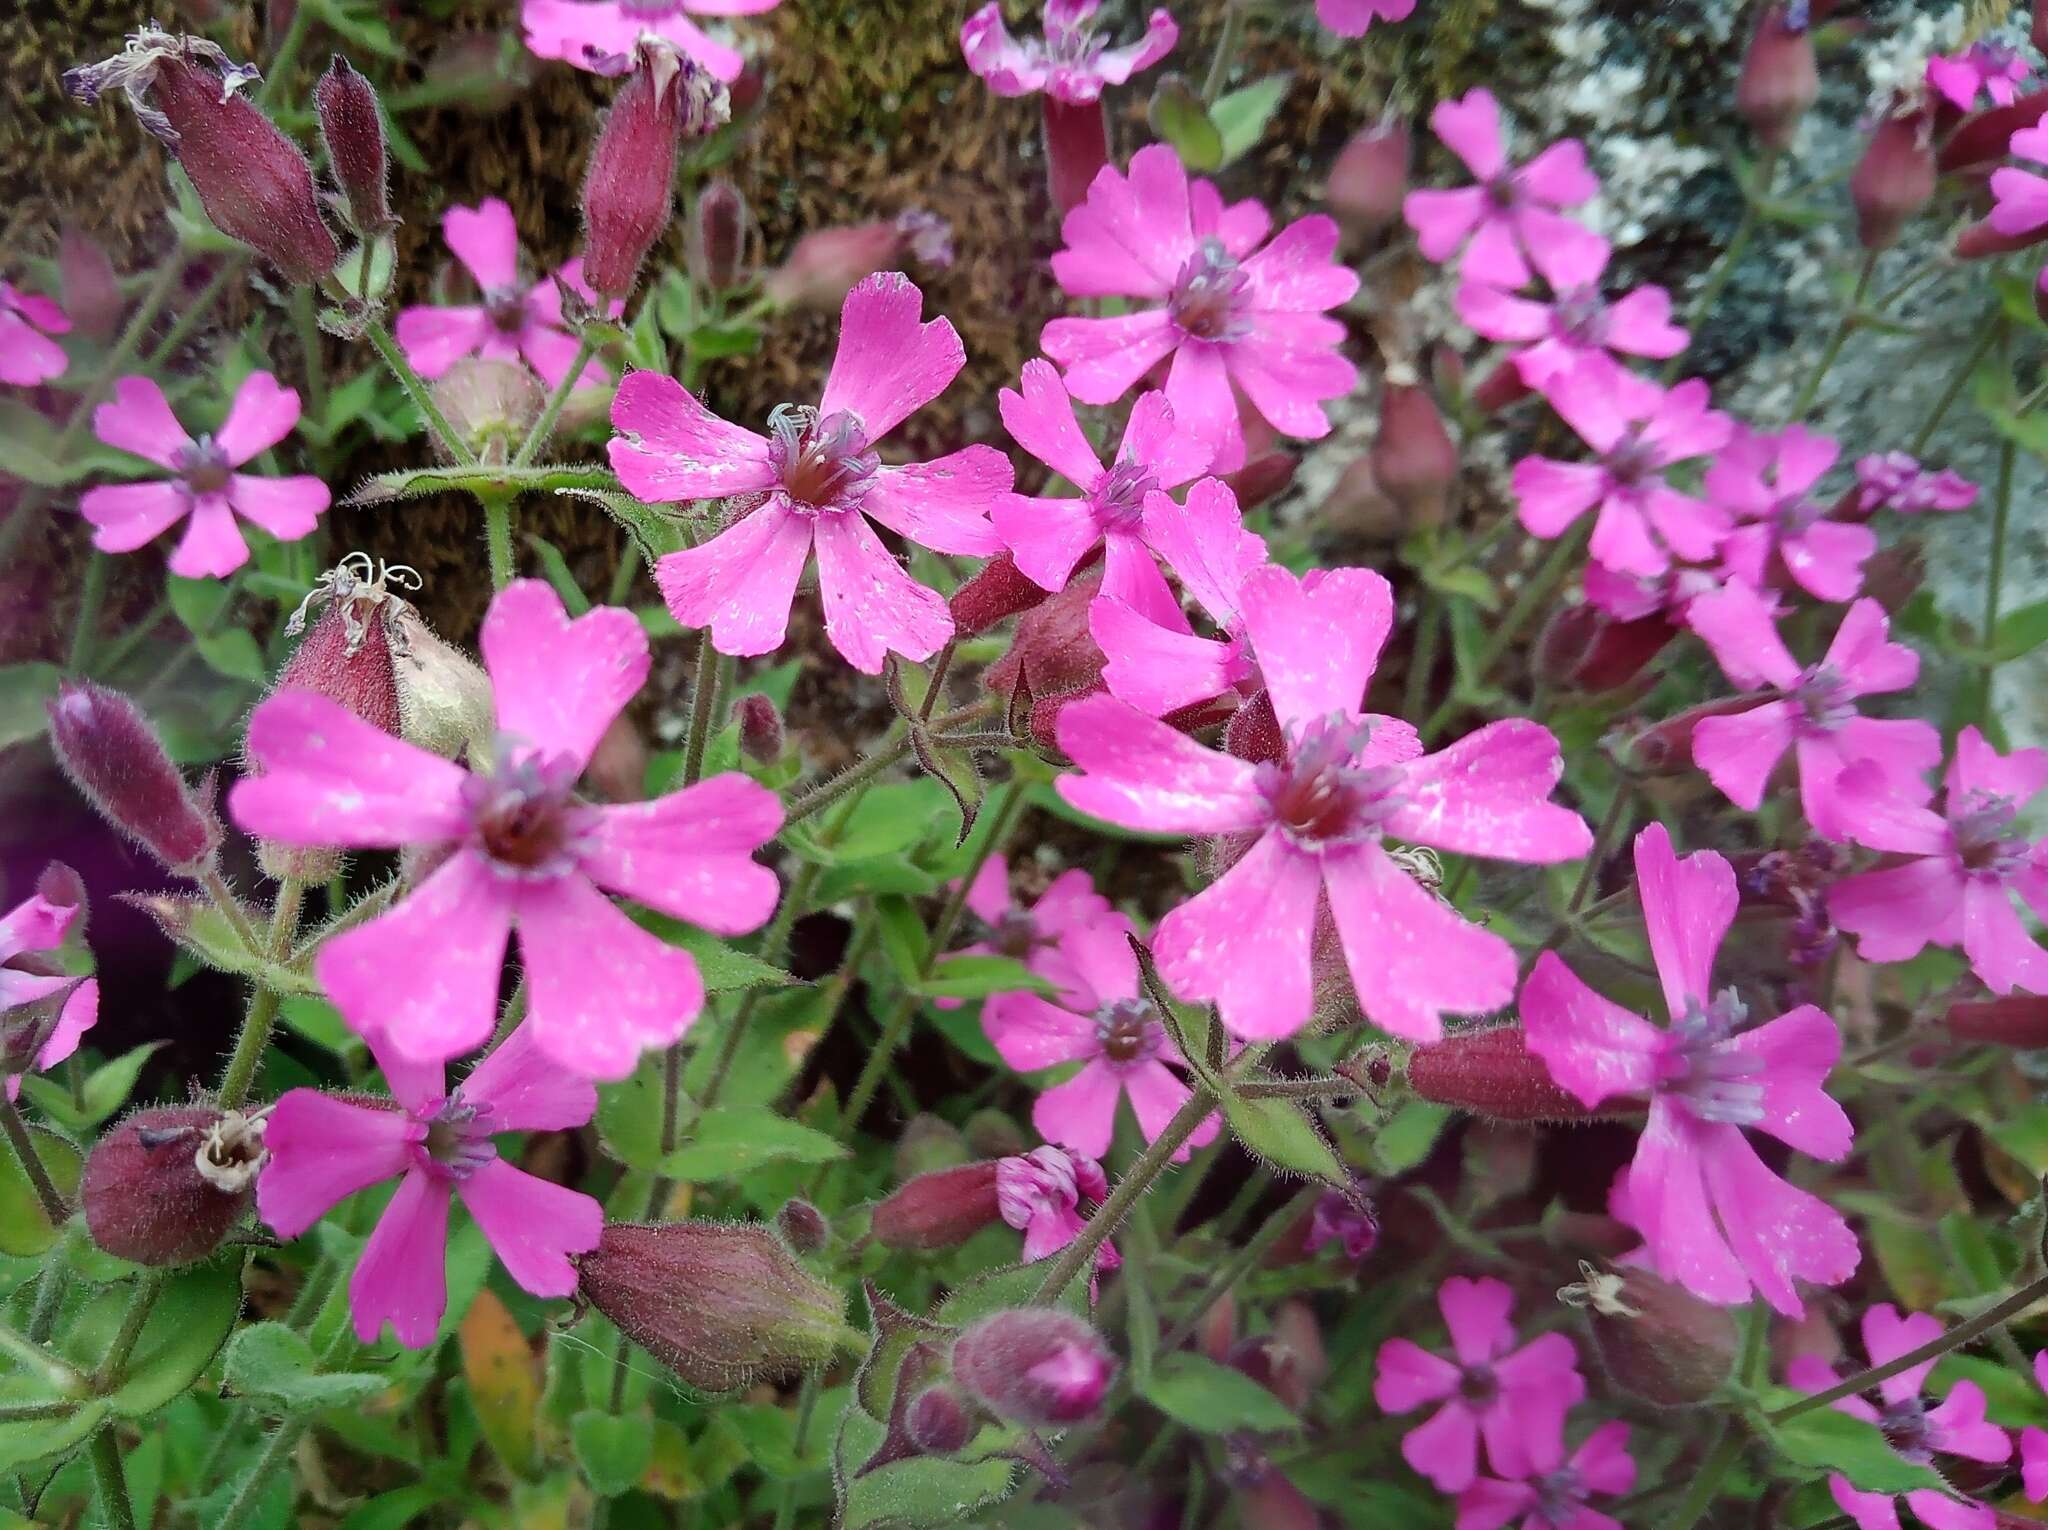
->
386, 602, 495, 761
986, 573, 1106, 720
581, 40, 727, 300
1850, 102, 1935, 251
1947, 996, 2048, 1048
1561, 1261, 1737, 1407
67, 26, 340, 284
951, 1310, 1116, 1426
1222, 450, 1298, 514
1405, 1025, 1597, 1122
776, 1198, 829, 1254
763, 223, 905, 311
314, 55, 394, 237
1735, 4, 1818, 151
732, 692, 784, 765
58, 225, 123, 342
691, 180, 747, 292
1044, 96, 1110, 216
1224, 690, 1284, 766
1327, 117, 1409, 239
576, 1221, 846, 1391
48, 681, 219, 874
949, 552, 1051, 637
872, 1162, 1002, 1251
428, 357, 544, 465
905, 1385, 975, 1454
1534, 603, 1676, 693
1370, 383, 1458, 530
82, 1106, 264, 1266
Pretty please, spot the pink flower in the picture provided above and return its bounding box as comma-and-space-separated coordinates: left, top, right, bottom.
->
610, 272, 1009, 673
257, 1018, 603, 1347
230, 580, 783, 1081
1786, 1305, 2011, 1530
994, 360, 1212, 617
1456, 237, 1686, 394
1705, 425, 1876, 603
1510, 359, 1733, 579
983, 912, 1220, 1160
394, 199, 617, 390
1854, 451, 1977, 514
1455, 1420, 1636, 1530
1306, 1185, 1379, 1260
1686, 583, 1939, 842
2024, 1352, 2048, 1502
1828, 727, 2048, 994
1522, 824, 1858, 1315
1373, 1275, 1587, 1492
521, 0, 776, 82
1041, 144, 1359, 473
936, 854, 1113, 1011
1580, 559, 1726, 624
1091, 477, 1270, 718
1403, 88, 1606, 289
996, 1143, 1120, 1273
1, 873, 98, 1104
1927, 43, 2029, 113
0, 280, 70, 386
961, 0, 1177, 103
80, 372, 329, 579
1316, 0, 1417, 38
1056, 564, 1590, 1042
1988, 122, 2048, 242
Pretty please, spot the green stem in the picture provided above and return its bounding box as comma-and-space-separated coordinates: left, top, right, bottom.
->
606, 541, 643, 604
217, 882, 305, 1110
0, 1320, 85, 1395
480, 492, 516, 590
512, 337, 598, 468
90, 1430, 137, 1530
364, 316, 475, 465
1159, 1185, 1320, 1353
1979, 439, 2015, 720
1911, 318, 2002, 455
1568, 782, 1634, 914
143, 255, 248, 369
1402, 592, 1442, 723
91, 596, 173, 678
919, 639, 958, 722
1668, 149, 1778, 378
26, 1224, 80, 1344
290, 286, 327, 432
0, 1097, 67, 1226
0, 1399, 76, 1423
67, 552, 108, 674
1201, 4, 1245, 102
93, 1272, 166, 1390
1658, 1418, 1740, 1530
1232, 1076, 1355, 1101
782, 699, 999, 828
216, 1420, 307, 1530
1421, 524, 1588, 742
1784, 250, 1879, 422
681, 642, 730, 788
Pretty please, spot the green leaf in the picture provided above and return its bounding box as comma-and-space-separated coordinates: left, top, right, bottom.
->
1220, 1092, 1347, 1184
935, 1262, 1086, 1324
833, 1404, 1015, 1529
0, 662, 60, 752
1139, 1352, 1298, 1434
193, 629, 269, 684
1212, 75, 1291, 165
685, 321, 761, 361
166, 575, 233, 634
132, 896, 320, 995
656, 1105, 848, 1182
1148, 75, 1223, 172
91, 1264, 243, 1416
16, 1042, 164, 1131
1993, 599, 2048, 662
572, 1409, 654, 1498
1752, 1392, 1951, 1494
625, 913, 792, 993
1372, 1100, 1453, 1175
915, 955, 1055, 1001
223, 1323, 387, 1414
333, 1483, 449, 1530
1419, 562, 1500, 611
654, 269, 696, 337
788, 781, 956, 865
0, 401, 88, 487
0, 1124, 81, 1256
874, 895, 930, 988
0, 1387, 107, 1472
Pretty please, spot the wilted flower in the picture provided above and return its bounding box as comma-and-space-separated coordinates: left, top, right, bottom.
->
0, 282, 71, 386
997, 1144, 1119, 1274
522, 0, 778, 82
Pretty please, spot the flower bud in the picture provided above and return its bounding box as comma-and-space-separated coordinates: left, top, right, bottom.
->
581, 40, 727, 301
1850, 102, 1935, 250
762, 223, 905, 310
1221, 450, 1298, 514
67, 26, 340, 285
58, 225, 123, 343
1471, 360, 1534, 414
691, 180, 747, 292
385, 601, 495, 761
986, 573, 1105, 715
1370, 383, 1458, 530
48, 681, 219, 874
1534, 603, 1677, 694
1561, 1261, 1737, 1407
905, 1385, 976, 1454
1948, 996, 2048, 1048
315, 55, 394, 237
576, 1221, 847, 1392
895, 1112, 971, 1178
429, 356, 544, 465
732, 692, 784, 765
949, 552, 1051, 637
1735, 5, 1819, 151
961, 1108, 1027, 1160
1044, 96, 1110, 216
950, 1310, 1116, 1426
1405, 1025, 1598, 1122
1327, 118, 1409, 239
82, 1106, 265, 1266
1937, 89, 2048, 173
776, 1198, 829, 1255
1620, 696, 1762, 775
872, 1162, 1002, 1251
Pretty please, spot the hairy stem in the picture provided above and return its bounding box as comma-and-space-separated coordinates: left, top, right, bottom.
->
1658, 1418, 1740, 1530
0, 1097, 67, 1227
1160, 1185, 1321, 1353
782, 698, 999, 828
1669, 149, 1778, 374
67, 551, 108, 674
90, 1430, 137, 1530
1979, 439, 2015, 720
513, 337, 598, 468
480, 491, 516, 590
217, 881, 305, 1110
216, 1420, 308, 1530
681, 642, 730, 788
364, 315, 476, 466
1784, 249, 1879, 422
1910, 317, 2002, 455
93, 1272, 166, 1389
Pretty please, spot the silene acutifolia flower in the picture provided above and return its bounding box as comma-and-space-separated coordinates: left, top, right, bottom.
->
1, 868, 99, 1103
1456, 1420, 1636, 1530
0, 281, 71, 387
1704, 424, 1876, 603
933, 853, 1113, 1011
523, 0, 778, 84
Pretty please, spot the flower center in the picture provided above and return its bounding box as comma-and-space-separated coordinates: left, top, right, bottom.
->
1773, 493, 1826, 535
767, 404, 878, 512
420, 1091, 498, 1181
1659, 990, 1766, 1126
178, 437, 232, 497
1951, 791, 2027, 875
484, 287, 527, 333
1458, 1364, 1500, 1407
1257, 717, 1405, 847
1040, 11, 1107, 70
1793, 667, 1856, 734
1168, 239, 1248, 342
1095, 998, 1160, 1066
1549, 287, 1607, 347
1532, 1466, 1587, 1526
1880, 1397, 1934, 1463
1605, 428, 1660, 489
465, 744, 592, 878
1093, 458, 1159, 532
991, 909, 1043, 961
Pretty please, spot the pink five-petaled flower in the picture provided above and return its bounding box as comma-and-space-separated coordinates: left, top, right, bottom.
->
258, 1018, 604, 1348
1057, 564, 1591, 1043
993, 360, 1213, 618
1786, 1305, 2011, 1530
2025, 1352, 2048, 1502
1706, 425, 1876, 603
394, 199, 616, 391
1402, 87, 1606, 290
1686, 581, 1939, 843
1510, 358, 1734, 580
1, 874, 98, 1103
1854, 451, 1977, 514
1988, 121, 2048, 251
80, 372, 330, 580
1373, 1276, 1587, 1493
1456, 235, 1687, 397
0, 281, 70, 386
1927, 43, 2029, 113
1316, 0, 1418, 38
610, 271, 1009, 673
1456, 1421, 1636, 1530
996, 1143, 1120, 1274
1040, 143, 1359, 474
935, 854, 1113, 1012
960, 0, 1177, 103
1522, 824, 1859, 1316
229, 580, 783, 1081
1828, 727, 2048, 994
983, 908, 1220, 1161
521, 0, 776, 82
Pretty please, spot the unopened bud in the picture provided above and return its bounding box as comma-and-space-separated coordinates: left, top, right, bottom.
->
949, 552, 1051, 637
429, 356, 543, 465
1534, 603, 1676, 694
1622, 696, 1762, 776
576, 1221, 847, 1392
1735, 4, 1819, 151
1937, 89, 2048, 173
1327, 118, 1409, 239
1850, 102, 1935, 250
315, 56, 394, 237
1221, 451, 1298, 513
691, 180, 746, 292
1560, 1261, 1737, 1407
1044, 96, 1110, 216
776, 1198, 829, 1254
386, 602, 495, 761
763, 223, 905, 311
1370, 383, 1458, 530
58, 226, 123, 342
905, 1385, 976, 1454
48, 682, 219, 874
951, 1309, 1117, 1426
1472, 360, 1534, 413
82, 1106, 264, 1265
1860, 542, 1924, 614
1224, 691, 1284, 766
1406, 1025, 1597, 1122
986, 572, 1105, 710
732, 692, 784, 765
581, 40, 727, 301
872, 1162, 1002, 1251
1948, 996, 2048, 1048
961, 1108, 1027, 1160
895, 1113, 971, 1178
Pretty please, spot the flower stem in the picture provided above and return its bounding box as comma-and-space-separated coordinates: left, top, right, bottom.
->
1658, 1417, 1740, 1530
1784, 250, 1879, 423
512, 338, 598, 469
1421, 523, 1588, 743
920, 639, 958, 722
781, 698, 999, 827
216, 1420, 307, 1530
1159, 1184, 1321, 1353
1201, 4, 1246, 103
681, 641, 730, 787
0, 1319, 86, 1395
92, 1272, 166, 1389
143, 255, 248, 370
1568, 780, 1634, 913
66, 551, 108, 675
217, 881, 305, 1111
1910, 317, 2002, 455
1978, 439, 2015, 721
480, 491, 516, 590
90, 1429, 137, 1530
1402, 592, 1442, 723
364, 315, 476, 466
0, 1097, 67, 1226
1668, 149, 1778, 377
